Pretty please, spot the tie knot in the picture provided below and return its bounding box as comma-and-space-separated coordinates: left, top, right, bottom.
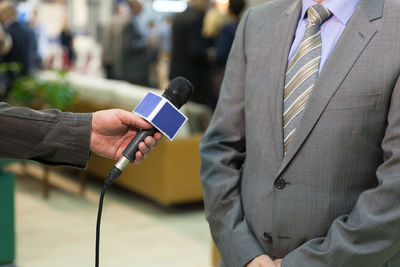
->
307, 5, 332, 26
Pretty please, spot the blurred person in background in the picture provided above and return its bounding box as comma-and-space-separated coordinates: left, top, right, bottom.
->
208, 0, 245, 109
146, 20, 160, 88
30, 9, 48, 69
169, 0, 211, 105
59, 17, 75, 70
101, 1, 126, 80
156, 16, 172, 90
0, 0, 37, 102
202, 0, 230, 41
102, 0, 150, 86
214, 0, 245, 65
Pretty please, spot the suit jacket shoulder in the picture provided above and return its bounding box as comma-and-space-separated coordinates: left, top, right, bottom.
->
249, 0, 296, 24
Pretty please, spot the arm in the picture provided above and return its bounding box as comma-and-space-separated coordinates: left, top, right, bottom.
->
0, 103, 161, 167
0, 102, 92, 167
200, 10, 272, 267
281, 76, 400, 266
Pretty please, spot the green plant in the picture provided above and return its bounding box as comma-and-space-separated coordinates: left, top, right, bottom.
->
10, 70, 77, 111
0, 62, 21, 73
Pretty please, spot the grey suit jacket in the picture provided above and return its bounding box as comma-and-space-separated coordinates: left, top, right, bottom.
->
0, 102, 91, 167
199, 0, 400, 266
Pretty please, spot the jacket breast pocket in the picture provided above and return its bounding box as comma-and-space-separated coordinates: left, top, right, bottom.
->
325, 93, 380, 111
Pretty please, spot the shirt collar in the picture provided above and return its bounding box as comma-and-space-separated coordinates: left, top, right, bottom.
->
301, 0, 359, 25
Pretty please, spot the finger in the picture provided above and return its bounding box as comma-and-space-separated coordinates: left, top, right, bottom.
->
118, 110, 153, 129
138, 141, 150, 155
133, 151, 143, 164
144, 136, 158, 148
154, 132, 163, 140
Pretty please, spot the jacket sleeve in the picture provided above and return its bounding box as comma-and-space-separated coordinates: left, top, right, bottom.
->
282, 75, 400, 266
0, 102, 92, 168
199, 9, 267, 267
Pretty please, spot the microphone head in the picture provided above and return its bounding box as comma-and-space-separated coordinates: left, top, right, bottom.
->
162, 77, 194, 109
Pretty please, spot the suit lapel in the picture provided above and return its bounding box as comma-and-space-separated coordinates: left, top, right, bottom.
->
267, 0, 302, 160
276, 0, 384, 178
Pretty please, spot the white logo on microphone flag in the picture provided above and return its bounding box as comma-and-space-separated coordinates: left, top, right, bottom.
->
133, 92, 188, 140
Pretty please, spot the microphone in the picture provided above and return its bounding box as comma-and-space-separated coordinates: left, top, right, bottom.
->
104, 77, 194, 185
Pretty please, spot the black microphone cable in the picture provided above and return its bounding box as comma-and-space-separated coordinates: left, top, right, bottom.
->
95, 184, 107, 267
95, 167, 121, 267
94, 77, 193, 267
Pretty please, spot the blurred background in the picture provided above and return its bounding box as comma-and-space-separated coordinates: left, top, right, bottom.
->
0, 0, 269, 266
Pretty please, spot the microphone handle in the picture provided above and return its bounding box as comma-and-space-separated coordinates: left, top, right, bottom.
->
122, 128, 157, 162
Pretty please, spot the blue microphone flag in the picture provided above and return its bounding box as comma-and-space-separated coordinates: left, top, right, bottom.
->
134, 92, 188, 140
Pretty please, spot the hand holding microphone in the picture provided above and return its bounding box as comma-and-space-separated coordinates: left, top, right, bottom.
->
90, 109, 163, 163
90, 77, 193, 170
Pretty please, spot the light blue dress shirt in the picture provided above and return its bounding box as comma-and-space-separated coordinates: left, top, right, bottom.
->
288, 0, 360, 71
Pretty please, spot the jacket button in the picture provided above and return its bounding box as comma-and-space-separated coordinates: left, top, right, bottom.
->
263, 232, 273, 243
275, 178, 286, 189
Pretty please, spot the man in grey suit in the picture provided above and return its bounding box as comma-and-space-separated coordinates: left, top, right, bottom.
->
200, 0, 400, 266
0, 103, 161, 168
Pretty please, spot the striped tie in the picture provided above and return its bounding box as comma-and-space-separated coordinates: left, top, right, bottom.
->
283, 4, 332, 153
